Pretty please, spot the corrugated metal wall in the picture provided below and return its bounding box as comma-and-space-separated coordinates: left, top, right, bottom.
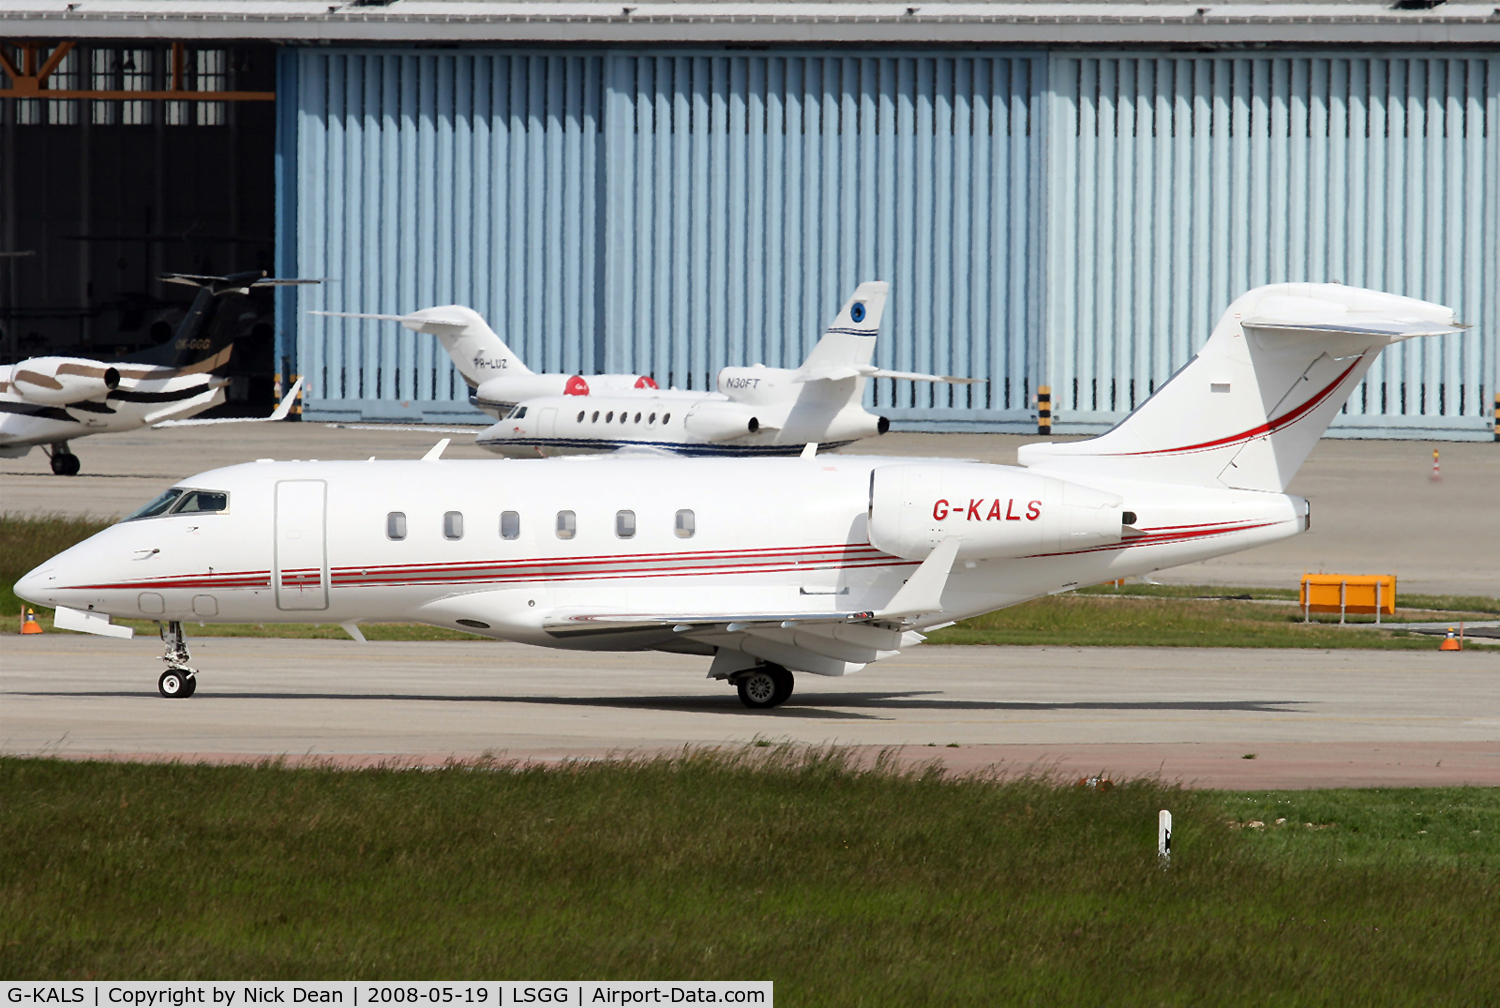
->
284, 48, 1045, 423
280, 47, 1498, 437
1045, 53, 1498, 437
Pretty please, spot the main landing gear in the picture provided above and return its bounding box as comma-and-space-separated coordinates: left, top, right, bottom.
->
157, 621, 198, 698
45, 442, 80, 476
734, 664, 795, 710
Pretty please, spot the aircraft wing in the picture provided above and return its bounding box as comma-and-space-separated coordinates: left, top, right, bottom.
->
544, 536, 961, 633
793, 364, 984, 384
153, 378, 304, 427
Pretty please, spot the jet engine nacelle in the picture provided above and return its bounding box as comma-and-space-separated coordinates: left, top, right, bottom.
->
717, 365, 789, 405
473, 373, 578, 408
11, 358, 121, 405
869, 464, 1127, 561
683, 401, 761, 441
589, 374, 658, 393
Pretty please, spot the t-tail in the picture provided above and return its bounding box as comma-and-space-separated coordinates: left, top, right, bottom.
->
310, 305, 530, 386
124, 271, 319, 375
1018, 283, 1467, 492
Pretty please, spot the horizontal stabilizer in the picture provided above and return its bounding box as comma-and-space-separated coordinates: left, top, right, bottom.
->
795, 364, 984, 385
162, 272, 322, 290
311, 310, 470, 331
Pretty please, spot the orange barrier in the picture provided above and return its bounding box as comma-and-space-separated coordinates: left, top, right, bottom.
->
1300, 574, 1396, 624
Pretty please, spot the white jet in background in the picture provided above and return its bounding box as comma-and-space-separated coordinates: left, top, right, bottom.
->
17, 284, 1467, 709
311, 304, 659, 413
0, 271, 311, 475
317, 282, 979, 456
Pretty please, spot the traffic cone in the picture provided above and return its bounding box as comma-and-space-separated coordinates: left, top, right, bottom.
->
1439, 626, 1462, 651
1431, 448, 1441, 482
20, 608, 43, 635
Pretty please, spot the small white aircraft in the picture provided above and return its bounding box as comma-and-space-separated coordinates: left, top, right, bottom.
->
312, 304, 660, 413
17, 284, 1465, 709
0, 271, 313, 475
316, 281, 978, 456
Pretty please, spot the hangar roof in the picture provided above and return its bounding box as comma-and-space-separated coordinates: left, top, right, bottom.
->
1, 0, 1497, 44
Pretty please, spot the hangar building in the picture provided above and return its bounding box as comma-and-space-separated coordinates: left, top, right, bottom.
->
3, 2, 1497, 439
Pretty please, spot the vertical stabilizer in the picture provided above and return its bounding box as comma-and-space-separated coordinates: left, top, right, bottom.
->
312, 305, 530, 386
796, 281, 890, 376
1018, 284, 1466, 492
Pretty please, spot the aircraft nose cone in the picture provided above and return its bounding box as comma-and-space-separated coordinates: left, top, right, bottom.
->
14, 565, 53, 606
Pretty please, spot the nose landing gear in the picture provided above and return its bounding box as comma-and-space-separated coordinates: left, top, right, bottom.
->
157, 621, 198, 698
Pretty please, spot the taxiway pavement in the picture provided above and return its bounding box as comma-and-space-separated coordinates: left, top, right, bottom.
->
5, 636, 1498, 788
4, 425, 1495, 596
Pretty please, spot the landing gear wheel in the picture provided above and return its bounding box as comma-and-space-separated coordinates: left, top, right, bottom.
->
48, 447, 80, 476
736, 664, 795, 710
158, 668, 195, 698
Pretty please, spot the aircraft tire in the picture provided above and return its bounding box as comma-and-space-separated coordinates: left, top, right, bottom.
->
50, 451, 80, 476
736, 665, 794, 710
158, 668, 195, 698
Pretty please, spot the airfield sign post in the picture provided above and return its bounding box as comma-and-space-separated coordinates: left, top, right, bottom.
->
1159, 810, 1172, 868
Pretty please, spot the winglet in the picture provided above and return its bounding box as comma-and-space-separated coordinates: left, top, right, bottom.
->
421, 438, 451, 462
268, 376, 304, 421
877, 535, 961, 620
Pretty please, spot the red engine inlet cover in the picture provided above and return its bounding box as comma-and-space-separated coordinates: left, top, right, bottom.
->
564, 375, 591, 396
634, 375, 659, 389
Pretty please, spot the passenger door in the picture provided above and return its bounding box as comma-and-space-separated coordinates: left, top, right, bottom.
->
274, 480, 329, 611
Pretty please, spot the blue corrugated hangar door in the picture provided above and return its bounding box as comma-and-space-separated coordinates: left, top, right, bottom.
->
286, 51, 606, 422
1045, 54, 1499, 440
282, 49, 1047, 426
600, 53, 1046, 424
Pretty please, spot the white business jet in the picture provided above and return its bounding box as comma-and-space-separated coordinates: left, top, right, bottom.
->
311, 304, 659, 414
316, 282, 978, 456
17, 284, 1465, 709
0, 271, 313, 475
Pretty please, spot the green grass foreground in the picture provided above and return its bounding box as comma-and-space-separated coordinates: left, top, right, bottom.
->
5, 513, 1495, 648
2, 750, 1498, 1003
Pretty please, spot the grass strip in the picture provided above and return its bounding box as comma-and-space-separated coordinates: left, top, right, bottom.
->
2, 748, 1497, 1003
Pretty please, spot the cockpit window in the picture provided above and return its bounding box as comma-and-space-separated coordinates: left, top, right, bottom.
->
507, 405, 528, 420
123, 489, 185, 521
173, 491, 228, 514
122, 487, 228, 521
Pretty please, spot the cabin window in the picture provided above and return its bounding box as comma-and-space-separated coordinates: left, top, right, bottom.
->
556, 510, 576, 539
387, 512, 407, 540
616, 510, 636, 538
633, 412, 642, 423
649, 412, 657, 425
123, 489, 185, 521
605, 411, 614, 422
576, 411, 586, 422
675, 509, 695, 538
621, 413, 629, 424
173, 490, 228, 514
592, 411, 600, 422
443, 511, 464, 540
500, 510, 521, 539
663, 413, 671, 424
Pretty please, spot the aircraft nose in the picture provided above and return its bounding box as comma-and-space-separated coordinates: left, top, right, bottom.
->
14, 564, 54, 606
